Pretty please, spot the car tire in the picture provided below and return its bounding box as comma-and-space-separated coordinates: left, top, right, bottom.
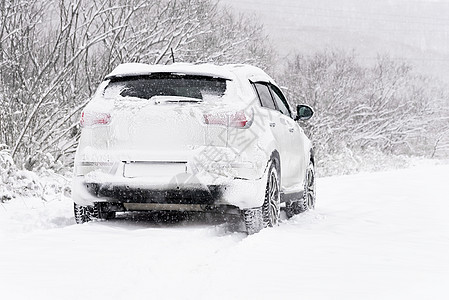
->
262, 161, 281, 227
74, 203, 116, 224
242, 160, 280, 234
74, 203, 96, 224
302, 161, 316, 211
286, 161, 316, 217
242, 207, 263, 235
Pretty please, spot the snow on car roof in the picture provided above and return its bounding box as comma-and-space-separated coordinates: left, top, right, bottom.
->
105, 63, 275, 84
106, 63, 235, 80
226, 64, 276, 84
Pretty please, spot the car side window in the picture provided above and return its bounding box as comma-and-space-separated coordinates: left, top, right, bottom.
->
253, 83, 276, 110
269, 84, 291, 117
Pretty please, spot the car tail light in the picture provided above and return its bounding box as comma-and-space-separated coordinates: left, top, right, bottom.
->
203, 110, 253, 128
80, 111, 111, 127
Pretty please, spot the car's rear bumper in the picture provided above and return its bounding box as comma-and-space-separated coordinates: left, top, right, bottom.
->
72, 165, 268, 210
72, 143, 272, 210
81, 182, 224, 205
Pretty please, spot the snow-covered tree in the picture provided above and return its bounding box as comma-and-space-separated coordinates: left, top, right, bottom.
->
0, 0, 274, 170
280, 50, 449, 164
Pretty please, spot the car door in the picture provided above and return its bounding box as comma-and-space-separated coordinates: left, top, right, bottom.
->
268, 84, 307, 189
252, 82, 292, 188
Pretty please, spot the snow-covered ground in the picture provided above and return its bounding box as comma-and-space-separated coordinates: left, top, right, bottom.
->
1, 160, 448, 299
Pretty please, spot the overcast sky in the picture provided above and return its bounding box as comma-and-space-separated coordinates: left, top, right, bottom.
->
225, 0, 449, 81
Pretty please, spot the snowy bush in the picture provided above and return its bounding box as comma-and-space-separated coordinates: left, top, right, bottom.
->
0, 144, 70, 202
316, 148, 412, 177
280, 50, 449, 174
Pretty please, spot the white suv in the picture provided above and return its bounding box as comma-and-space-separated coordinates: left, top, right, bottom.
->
72, 63, 315, 233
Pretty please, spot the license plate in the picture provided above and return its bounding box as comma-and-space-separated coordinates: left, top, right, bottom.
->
123, 162, 187, 178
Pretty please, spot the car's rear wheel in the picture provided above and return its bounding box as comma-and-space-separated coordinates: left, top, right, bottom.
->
242, 161, 280, 234
262, 162, 281, 227
74, 202, 114, 224
286, 161, 316, 217
74, 203, 99, 224
242, 207, 263, 235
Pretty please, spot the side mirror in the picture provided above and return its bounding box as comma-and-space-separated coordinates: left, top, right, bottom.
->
295, 104, 314, 121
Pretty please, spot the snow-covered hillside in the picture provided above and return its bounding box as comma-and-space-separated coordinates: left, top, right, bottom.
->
1, 161, 448, 299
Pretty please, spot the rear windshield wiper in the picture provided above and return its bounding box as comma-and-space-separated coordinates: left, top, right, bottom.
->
151, 95, 203, 103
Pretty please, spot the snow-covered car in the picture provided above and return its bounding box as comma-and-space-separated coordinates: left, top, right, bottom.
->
72, 63, 315, 233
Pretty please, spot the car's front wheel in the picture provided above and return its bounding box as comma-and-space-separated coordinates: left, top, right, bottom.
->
303, 162, 316, 211
286, 161, 316, 217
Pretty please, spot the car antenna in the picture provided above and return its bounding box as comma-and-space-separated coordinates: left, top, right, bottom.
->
170, 48, 175, 63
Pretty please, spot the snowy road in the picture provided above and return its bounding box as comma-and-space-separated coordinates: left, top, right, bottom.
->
1, 161, 448, 299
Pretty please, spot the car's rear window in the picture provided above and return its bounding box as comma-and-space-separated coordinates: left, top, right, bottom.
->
103, 74, 228, 100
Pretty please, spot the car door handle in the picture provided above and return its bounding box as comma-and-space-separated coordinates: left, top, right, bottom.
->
269, 122, 276, 127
